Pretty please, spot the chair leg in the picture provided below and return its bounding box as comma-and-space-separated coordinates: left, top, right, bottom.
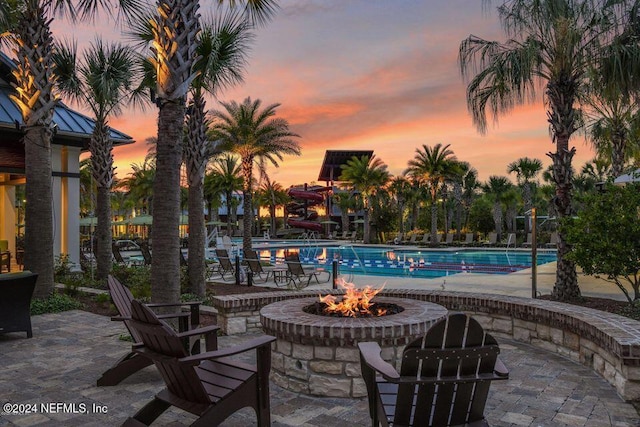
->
127, 397, 171, 426
97, 353, 153, 386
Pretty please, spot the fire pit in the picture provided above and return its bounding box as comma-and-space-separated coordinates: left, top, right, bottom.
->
260, 286, 447, 398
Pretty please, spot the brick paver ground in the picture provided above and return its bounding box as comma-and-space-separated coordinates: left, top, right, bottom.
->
0, 310, 638, 426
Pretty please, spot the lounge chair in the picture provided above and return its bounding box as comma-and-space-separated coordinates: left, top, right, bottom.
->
483, 232, 498, 246
284, 253, 329, 289
402, 233, 419, 245
387, 232, 403, 244
244, 249, 281, 283
420, 233, 431, 245
358, 313, 509, 427
504, 232, 516, 247
336, 230, 349, 240
123, 300, 275, 426
461, 232, 474, 246
444, 233, 454, 245
546, 231, 559, 248
522, 233, 533, 248
213, 248, 236, 280
97, 275, 209, 387
0, 271, 37, 338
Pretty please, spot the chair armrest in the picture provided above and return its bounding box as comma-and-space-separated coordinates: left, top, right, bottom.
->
494, 356, 509, 378
358, 342, 399, 380
175, 324, 220, 338
156, 312, 190, 320
111, 315, 128, 322
146, 301, 202, 308
179, 335, 276, 365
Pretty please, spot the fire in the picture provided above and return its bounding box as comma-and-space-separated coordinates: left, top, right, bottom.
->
319, 279, 386, 317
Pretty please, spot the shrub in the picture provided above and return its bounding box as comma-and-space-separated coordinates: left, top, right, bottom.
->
31, 292, 83, 315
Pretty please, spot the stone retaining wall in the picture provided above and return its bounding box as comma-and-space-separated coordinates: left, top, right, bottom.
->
209, 289, 640, 402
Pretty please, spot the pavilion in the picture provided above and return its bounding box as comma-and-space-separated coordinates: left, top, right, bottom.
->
0, 52, 133, 269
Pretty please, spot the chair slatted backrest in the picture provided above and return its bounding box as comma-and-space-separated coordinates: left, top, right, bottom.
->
244, 250, 264, 275
285, 253, 306, 277
112, 244, 126, 264
107, 276, 143, 343
395, 313, 499, 426
129, 300, 210, 404
464, 233, 474, 244
140, 244, 152, 265
215, 249, 234, 271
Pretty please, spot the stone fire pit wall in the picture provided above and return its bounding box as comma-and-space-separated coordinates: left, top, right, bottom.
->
260, 297, 447, 398
209, 289, 640, 402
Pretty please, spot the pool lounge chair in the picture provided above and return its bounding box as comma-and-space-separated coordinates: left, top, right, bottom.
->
213, 249, 236, 280
461, 233, 474, 246
444, 233, 454, 245
420, 233, 431, 245
402, 233, 419, 245
522, 233, 533, 248
546, 231, 559, 248
483, 232, 498, 246
284, 253, 329, 289
244, 249, 281, 283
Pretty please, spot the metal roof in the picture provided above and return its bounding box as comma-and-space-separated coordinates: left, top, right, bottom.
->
317, 150, 374, 182
0, 51, 133, 144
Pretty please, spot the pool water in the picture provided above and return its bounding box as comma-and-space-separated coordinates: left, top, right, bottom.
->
254, 245, 557, 279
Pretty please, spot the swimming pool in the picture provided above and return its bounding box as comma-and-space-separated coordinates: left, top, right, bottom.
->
252, 245, 557, 279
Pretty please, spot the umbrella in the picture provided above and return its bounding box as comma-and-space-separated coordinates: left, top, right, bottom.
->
130, 214, 153, 225
321, 220, 339, 225
79, 216, 98, 226
112, 219, 131, 226
614, 168, 640, 185
353, 219, 365, 224
180, 214, 189, 225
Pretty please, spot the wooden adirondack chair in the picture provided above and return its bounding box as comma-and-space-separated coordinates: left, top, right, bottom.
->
358, 313, 509, 427
97, 276, 212, 387
213, 249, 235, 280
123, 300, 276, 427
0, 271, 37, 338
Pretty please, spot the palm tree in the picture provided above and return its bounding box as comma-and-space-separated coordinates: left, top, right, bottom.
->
332, 191, 354, 236
184, 12, 253, 297
117, 157, 156, 216
461, 167, 480, 231
142, 0, 276, 303
208, 154, 244, 235
0, 0, 140, 298
54, 39, 139, 282
482, 176, 513, 240
458, 0, 640, 300
405, 143, 457, 245
507, 157, 543, 234
450, 161, 471, 239
209, 97, 301, 254
388, 176, 411, 233
339, 155, 390, 244
256, 177, 288, 235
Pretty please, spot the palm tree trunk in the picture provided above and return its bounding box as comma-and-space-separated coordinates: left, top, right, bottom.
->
610, 129, 626, 179
363, 208, 371, 244
185, 93, 208, 297
241, 156, 254, 254
523, 183, 532, 235
91, 120, 114, 282
14, 1, 57, 298
493, 201, 502, 240
430, 200, 438, 246
151, 101, 184, 303
24, 126, 54, 298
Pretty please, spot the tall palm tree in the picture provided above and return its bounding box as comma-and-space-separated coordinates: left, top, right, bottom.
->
405, 143, 457, 245
388, 176, 411, 233
54, 39, 140, 282
256, 177, 288, 235
184, 12, 253, 296
0, 0, 142, 298
450, 161, 471, 238
209, 97, 300, 254
482, 176, 514, 240
339, 155, 390, 244
459, 0, 640, 300
142, 0, 276, 303
117, 157, 156, 216
461, 166, 480, 231
208, 154, 244, 235
507, 157, 543, 234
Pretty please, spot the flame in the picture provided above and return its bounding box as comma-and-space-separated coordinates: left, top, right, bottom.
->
319, 279, 386, 317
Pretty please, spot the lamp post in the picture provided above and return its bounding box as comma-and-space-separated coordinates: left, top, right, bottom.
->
531, 207, 537, 298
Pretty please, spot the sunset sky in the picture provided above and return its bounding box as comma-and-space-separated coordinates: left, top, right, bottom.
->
54, 0, 596, 187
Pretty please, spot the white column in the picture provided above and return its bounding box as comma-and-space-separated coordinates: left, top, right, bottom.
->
66, 147, 81, 269
51, 145, 81, 269
51, 145, 63, 262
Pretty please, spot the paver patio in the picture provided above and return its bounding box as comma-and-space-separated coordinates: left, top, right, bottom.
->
0, 310, 638, 426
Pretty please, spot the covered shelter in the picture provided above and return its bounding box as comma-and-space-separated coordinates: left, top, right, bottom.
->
0, 52, 133, 269
317, 149, 373, 184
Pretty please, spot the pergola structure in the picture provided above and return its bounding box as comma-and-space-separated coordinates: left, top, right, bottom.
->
0, 52, 133, 269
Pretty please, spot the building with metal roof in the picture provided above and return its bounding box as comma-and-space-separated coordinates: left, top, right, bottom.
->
0, 51, 134, 269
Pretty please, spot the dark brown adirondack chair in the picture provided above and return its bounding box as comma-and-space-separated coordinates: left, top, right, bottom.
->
358, 313, 509, 427
213, 249, 235, 280
124, 299, 276, 426
284, 253, 329, 289
0, 271, 37, 338
97, 276, 213, 386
